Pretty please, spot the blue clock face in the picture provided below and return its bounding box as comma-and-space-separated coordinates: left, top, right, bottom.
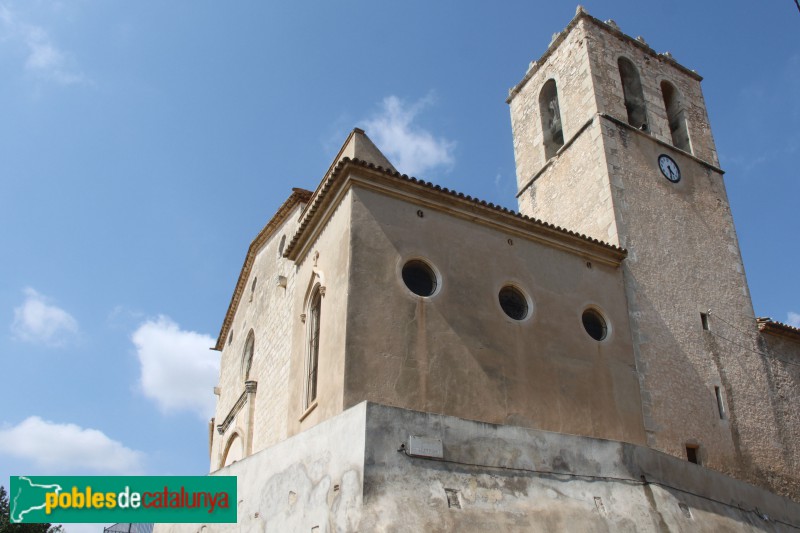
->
658, 154, 681, 183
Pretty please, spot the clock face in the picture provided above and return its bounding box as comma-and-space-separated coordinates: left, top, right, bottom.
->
658, 154, 681, 183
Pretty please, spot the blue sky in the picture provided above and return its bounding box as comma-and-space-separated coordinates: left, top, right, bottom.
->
0, 1, 797, 526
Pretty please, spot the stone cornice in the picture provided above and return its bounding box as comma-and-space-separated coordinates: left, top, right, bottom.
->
214, 189, 312, 351
507, 7, 702, 105
516, 113, 724, 200
216, 381, 258, 435
284, 158, 627, 267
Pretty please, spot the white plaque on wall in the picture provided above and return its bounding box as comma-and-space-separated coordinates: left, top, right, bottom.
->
408, 435, 443, 459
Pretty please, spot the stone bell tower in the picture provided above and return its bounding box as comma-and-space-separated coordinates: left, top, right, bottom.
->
507, 7, 798, 498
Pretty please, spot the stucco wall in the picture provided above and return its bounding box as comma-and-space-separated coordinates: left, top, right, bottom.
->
286, 190, 353, 438
343, 185, 645, 446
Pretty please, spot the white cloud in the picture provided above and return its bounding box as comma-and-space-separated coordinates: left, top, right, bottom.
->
0, 4, 86, 85
11, 288, 78, 346
0, 417, 144, 474
132, 316, 218, 418
787, 312, 800, 328
362, 95, 455, 177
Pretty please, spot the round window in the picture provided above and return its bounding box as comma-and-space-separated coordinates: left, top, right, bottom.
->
402, 260, 438, 297
499, 286, 529, 320
582, 309, 608, 341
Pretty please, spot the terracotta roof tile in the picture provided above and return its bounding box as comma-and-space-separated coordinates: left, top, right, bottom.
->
283, 157, 625, 261
757, 317, 800, 342
214, 188, 312, 351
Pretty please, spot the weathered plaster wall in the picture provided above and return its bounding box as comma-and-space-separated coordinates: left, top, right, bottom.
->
286, 190, 353, 437
156, 403, 800, 533
344, 185, 645, 446
211, 203, 305, 471
158, 403, 368, 533
362, 403, 800, 532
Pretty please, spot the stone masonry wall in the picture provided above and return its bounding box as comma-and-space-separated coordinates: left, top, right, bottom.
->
210, 202, 305, 471
582, 17, 719, 166
510, 19, 600, 196
604, 122, 799, 500
508, 11, 799, 500
517, 119, 618, 245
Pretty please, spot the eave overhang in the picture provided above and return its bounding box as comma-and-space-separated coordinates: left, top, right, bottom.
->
214, 188, 313, 351
757, 318, 800, 343
283, 157, 626, 267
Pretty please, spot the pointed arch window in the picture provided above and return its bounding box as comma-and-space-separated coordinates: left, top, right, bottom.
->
539, 79, 564, 159
242, 329, 255, 381
618, 57, 647, 130
221, 433, 243, 467
305, 287, 322, 409
661, 81, 691, 153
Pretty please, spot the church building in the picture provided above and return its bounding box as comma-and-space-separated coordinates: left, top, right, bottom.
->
160, 7, 800, 532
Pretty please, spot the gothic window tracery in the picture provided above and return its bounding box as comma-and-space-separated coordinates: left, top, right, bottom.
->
305, 286, 322, 410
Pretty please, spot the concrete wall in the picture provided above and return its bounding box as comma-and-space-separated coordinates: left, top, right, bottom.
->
156, 402, 800, 533
343, 185, 645, 446
362, 403, 800, 532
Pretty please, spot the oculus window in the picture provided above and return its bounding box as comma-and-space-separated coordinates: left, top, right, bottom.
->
499, 286, 529, 321
402, 259, 438, 297
582, 309, 608, 341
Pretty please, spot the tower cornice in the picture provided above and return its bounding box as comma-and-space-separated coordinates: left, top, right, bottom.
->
507, 7, 702, 105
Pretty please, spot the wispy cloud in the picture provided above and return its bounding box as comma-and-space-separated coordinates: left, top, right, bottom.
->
132, 316, 218, 418
788, 312, 800, 328
0, 416, 144, 474
361, 95, 455, 177
11, 288, 79, 346
0, 3, 86, 85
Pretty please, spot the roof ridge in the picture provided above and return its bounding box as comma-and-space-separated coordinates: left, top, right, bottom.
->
341, 156, 625, 252
283, 157, 625, 261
